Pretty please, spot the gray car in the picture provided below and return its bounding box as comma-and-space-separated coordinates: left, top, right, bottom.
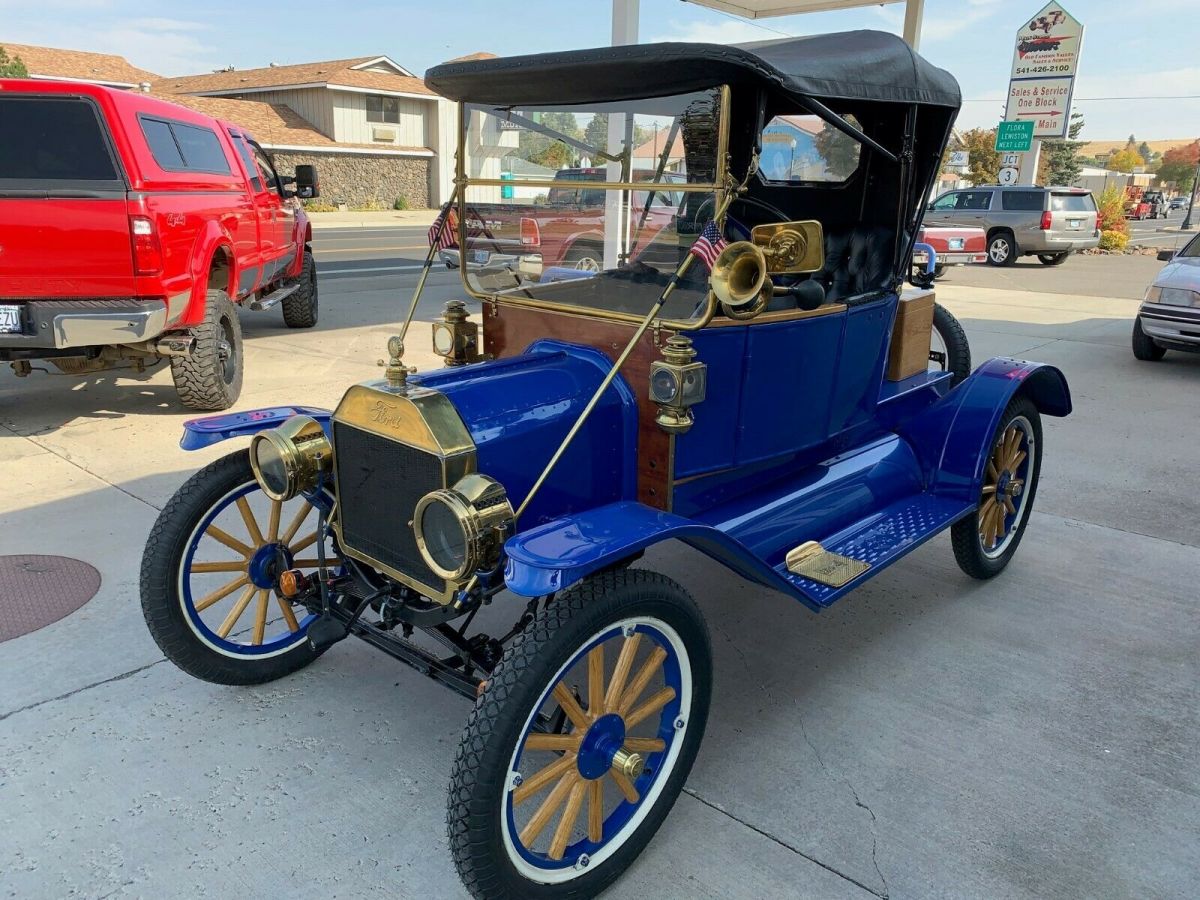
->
925, 185, 1100, 267
1132, 236, 1200, 360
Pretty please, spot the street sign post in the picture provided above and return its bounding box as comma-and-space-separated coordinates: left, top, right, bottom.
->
995, 121, 1034, 153
1002, 1, 1084, 185
998, 167, 1020, 186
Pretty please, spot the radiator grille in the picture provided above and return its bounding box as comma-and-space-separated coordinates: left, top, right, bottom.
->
333, 421, 442, 589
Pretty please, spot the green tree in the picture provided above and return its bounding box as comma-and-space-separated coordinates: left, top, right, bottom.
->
1038, 111, 1085, 186
1137, 141, 1154, 165
813, 123, 862, 179
513, 111, 584, 168
583, 114, 609, 154
1158, 141, 1199, 193
0, 46, 29, 77
1107, 148, 1143, 173
958, 127, 1000, 185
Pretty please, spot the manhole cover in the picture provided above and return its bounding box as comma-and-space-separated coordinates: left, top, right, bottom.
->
0, 555, 101, 642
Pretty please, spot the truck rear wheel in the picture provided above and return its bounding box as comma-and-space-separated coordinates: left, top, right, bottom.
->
282, 250, 318, 329
171, 289, 243, 410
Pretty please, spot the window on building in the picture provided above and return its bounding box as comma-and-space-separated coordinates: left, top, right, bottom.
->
1003, 190, 1044, 211
756, 113, 862, 185
367, 95, 401, 124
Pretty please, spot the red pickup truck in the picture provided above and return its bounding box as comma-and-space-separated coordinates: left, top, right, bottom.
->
0, 79, 320, 409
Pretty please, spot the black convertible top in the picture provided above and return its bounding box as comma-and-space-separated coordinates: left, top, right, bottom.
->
426, 30, 960, 109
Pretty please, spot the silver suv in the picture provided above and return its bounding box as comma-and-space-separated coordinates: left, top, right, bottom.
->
925, 185, 1099, 267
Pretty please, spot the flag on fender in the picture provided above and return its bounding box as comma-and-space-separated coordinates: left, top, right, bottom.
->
688, 220, 727, 271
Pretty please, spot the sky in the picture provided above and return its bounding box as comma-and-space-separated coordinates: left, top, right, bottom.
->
1, 0, 1197, 141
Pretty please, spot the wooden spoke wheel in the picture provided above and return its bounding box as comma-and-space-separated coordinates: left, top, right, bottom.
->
141, 449, 337, 684
448, 570, 712, 899
952, 395, 1043, 580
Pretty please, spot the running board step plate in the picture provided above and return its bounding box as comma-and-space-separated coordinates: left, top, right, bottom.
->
785, 541, 870, 587
248, 282, 300, 311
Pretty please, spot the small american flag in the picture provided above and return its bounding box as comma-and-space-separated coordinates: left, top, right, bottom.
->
427, 207, 458, 250
689, 220, 727, 271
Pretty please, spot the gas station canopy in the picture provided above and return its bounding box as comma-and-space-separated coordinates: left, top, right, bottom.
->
685, 0, 926, 48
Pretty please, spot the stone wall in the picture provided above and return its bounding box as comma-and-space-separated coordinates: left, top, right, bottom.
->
270, 151, 430, 208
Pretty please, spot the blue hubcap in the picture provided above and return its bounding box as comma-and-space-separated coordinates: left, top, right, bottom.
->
247, 542, 293, 588
576, 713, 627, 780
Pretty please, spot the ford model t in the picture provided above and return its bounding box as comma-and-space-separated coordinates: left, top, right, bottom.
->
141, 31, 1070, 900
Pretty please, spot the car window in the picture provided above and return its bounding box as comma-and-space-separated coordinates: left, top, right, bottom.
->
1051, 192, 1095, 212
228, 132, 263, 192
140, 118, 186, 170
0, 97, 121, 185
1002, 190, 1043, 211
1177, 235, 1200, 258
957, 191, 992, 211
756, 113, 862, 184
251, 145, 280, 196
930, 193, 958, 210
169, 122, 232, 175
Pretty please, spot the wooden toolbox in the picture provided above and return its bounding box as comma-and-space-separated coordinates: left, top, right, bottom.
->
886, 289, 936, 382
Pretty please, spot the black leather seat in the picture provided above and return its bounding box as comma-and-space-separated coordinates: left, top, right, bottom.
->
815, 226, 894, 303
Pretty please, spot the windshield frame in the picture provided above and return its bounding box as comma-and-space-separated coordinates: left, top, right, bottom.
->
453, 84, 732, 330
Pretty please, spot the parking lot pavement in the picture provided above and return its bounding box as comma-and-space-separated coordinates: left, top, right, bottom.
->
2, 265, 1199, 899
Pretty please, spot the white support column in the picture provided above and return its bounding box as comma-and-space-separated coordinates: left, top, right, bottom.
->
902, 0, 924, 50
604, 0, 640, 270
1018, 140, 1042, 186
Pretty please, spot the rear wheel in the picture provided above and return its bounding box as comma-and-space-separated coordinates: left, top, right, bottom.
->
1037, 252, 1069, 266
951, 395, 1042, 579
448, 569, 711, 900
171, 289, 242, 410
1132, 318, 1166, 361
987, 232, 1017, 266
563, 243, 603, 273
282, 250, 318, 328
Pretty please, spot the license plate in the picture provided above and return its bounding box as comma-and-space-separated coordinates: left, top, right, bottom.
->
0, 304, 22, 334
948, 238, 964, 250
473, 249, 490, 264
1068, 219, 1081, 230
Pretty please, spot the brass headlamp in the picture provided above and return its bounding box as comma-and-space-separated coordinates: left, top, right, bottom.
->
432, 300, 481, 366
650, 335, 707, 434
414, 473, 514, 582
248, 415, 333, 501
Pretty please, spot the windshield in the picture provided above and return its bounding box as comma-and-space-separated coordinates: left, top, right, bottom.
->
455, 88, 726, 323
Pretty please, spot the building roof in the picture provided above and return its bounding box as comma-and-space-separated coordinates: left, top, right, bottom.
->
0, 41, 159, 87
444, 52, 498, 64
632, 133, 684, 161
160, 56, 435, 98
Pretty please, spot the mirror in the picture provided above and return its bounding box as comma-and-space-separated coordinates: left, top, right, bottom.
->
1157, 249, 1177, 262
293, 164, 320, 199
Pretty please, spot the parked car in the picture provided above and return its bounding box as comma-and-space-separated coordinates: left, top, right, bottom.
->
1140, 189, 1168, 219
925, 185, 1099, 267
0, 79, 320, 410
912, 224, 987, 281
141, 32, 1070, 900
1132, 237, 1200, 360
1169, 195, 1191, 212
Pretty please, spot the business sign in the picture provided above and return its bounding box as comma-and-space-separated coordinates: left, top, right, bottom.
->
948, 150, 970, 167
1005, 2, 1083, 139
995, 120, 1034, 153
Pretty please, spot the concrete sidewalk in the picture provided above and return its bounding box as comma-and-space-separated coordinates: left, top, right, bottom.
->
306, 208, 439, 229
2, 275, 1198, 899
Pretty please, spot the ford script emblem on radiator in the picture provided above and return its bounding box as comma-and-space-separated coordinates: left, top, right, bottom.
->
371, 400, 406, 428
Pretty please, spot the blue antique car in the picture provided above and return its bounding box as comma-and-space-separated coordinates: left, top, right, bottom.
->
141, 31, 1070, 900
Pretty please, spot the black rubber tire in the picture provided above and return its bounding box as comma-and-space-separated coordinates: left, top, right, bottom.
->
951, 395, 1043, 580
933, 264, 947, 280
986, 231, 1017, 267
563, 242, 604, 273
171, 289, 243, 410
447, 569, 713, 900
1037, 252, 1069, 266
140, 450, 322, 685
933, 302, 972, 387
282, 250, 318, 328
1132, 317, 1166, 361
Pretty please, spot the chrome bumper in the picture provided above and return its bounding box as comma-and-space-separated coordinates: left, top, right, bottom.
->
913, 251, 986, 266
440, 248, 543, 277
1139, 303, 1200, 348
0, 299, 168, 350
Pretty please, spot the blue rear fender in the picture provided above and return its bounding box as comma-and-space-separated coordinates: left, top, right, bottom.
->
899, 357, 1070, 502
179, 405, 331, 450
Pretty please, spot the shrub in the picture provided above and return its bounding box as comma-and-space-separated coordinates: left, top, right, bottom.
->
301, 200, 338, 212
393, 196, 410, 211
1095, 186, 1129, 235
353, 197, 386, 211
1098, 229, 1129, 252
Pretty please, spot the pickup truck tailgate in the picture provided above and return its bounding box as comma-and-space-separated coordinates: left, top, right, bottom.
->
0, 93, 136, 297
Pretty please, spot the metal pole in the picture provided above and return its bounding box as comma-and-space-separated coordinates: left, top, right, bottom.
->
902, 0, 925, 50
1181, 149, 1200, 231
398, 185, 459, 345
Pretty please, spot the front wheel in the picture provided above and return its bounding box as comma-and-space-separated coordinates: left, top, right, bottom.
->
1037, 252, 1069, 266
448, 569, 712, 900
1132, 318, 1166, 361
282, 250, 319, 328
951, 395, 1042, 579
140, 450, 337, 685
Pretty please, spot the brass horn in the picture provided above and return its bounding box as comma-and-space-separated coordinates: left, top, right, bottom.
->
710, 241, 771, 318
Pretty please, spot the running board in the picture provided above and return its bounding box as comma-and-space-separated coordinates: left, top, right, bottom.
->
779, 494, 974, 606
248, 282, 300, 311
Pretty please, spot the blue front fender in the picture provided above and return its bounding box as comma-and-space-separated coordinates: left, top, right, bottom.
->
180, 405, 331, 450
504, 501, 821, 609
900, 357, 1070, 503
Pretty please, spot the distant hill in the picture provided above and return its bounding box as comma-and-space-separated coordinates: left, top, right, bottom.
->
1079, 139, 1193, 158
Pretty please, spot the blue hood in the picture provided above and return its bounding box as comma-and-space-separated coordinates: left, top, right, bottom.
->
409, 340, 638, 528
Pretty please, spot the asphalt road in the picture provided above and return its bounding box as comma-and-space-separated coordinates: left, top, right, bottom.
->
2, 240, 1199, 899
